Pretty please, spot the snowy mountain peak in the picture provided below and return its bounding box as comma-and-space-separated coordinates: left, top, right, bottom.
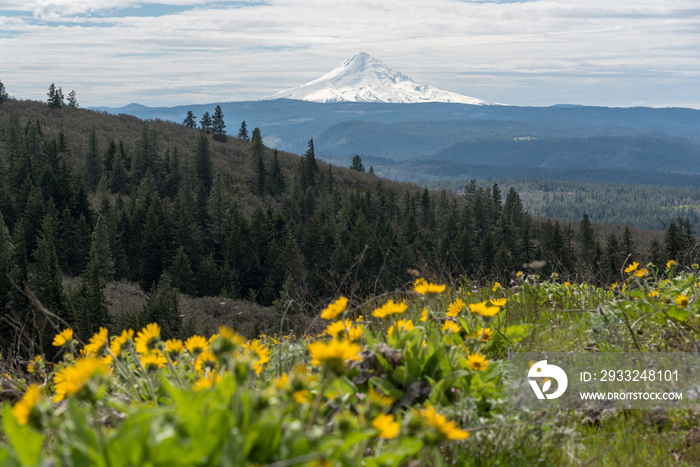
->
266, 53, 492, 105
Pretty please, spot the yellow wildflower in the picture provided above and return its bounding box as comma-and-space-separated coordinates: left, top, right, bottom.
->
466, 352, 489, 371
244, 339, 270, 375
83, 327, 109, 356
413, 278, 446, 295
420, 406, 470, 440
387, 319, 414, 338
194, 349, 217, 372
308, 339, 360, 368
469, 301, 501, 318
52, 329, 74, 347
185, 335, 208, 356
676, 294, 689, 308
624, 262, 639, 274
347, 325, 364, 342
477, 327, 493, 342
272, 373, 290, 391
372, 299, 408, 318
293, 389, 311, 404
53, 357, 108, 402
321, 296, 349, 320
442, 320, 461, 334
368, 388, 394, 408
564, 281, 571, 287
610, 282, 618, 290
134, 323, 161, 355
372, 413, 400, 439
634, 268, 648, 278
13, 385, 41, 426
446, 298, 465, 318
489, 297, 508, 307
648, 290, 659, 298
667, 260, 676, 269
164, 339, 184, 359
325, 319, 353, 338
420, 307, 428, 322
141, 351, 167, 371
193, 373, 220, 391
492, 282, 501, 292
27, 355, 43, 374
219, 326, 245, 346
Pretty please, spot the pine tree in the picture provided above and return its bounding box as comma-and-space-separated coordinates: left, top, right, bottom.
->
132, 124, 160, 185
142, 273, 181, 339
238, 121, 249, 140
47, 84, 64, 109
0, 78, 8, 104
75, 247, 110, 339
350, 155, 365, 172
299, 137, 319, 191
168, 246, 197, 296
200, 112, 212, 134
91, 214, 116, 280
577, 213, 596, 261
29, 215, 72, 334
194, 130, 214, 193
267, 148, 286, 196
85, 128, 101, 190
183, 111, 197, 128
67, 90, 78, 108
212, 105, 227, 142
250, 128, 266, 195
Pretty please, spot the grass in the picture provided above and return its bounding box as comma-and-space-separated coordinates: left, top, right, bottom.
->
2, 268, 700, 465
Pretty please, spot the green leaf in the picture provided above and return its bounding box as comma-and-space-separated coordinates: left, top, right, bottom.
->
2, 405, 43, 467
503, 324, 533, 344
665, 308, 690, 322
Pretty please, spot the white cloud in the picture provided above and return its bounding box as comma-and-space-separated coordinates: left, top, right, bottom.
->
0, 0, 698, 107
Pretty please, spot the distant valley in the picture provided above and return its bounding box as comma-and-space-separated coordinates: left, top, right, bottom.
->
96, 52, 700, 185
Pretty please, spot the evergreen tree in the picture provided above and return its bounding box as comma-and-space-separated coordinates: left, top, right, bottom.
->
142, 273, 181, 339
350, 155, 365, 172
67, 90, 78, 108
648, 236, 666, 269
200, 112, 212, 134
0, 78, 8, 104
183, 111, 197, 128
85, 128, 101, 190
91, 214, 116, 280
132, 124, 160, 185
47, 84, 64, 109
577, 213, 596, 262
299, 137, 319, 191
139, 202, 167, 290
168, 246, 197, 296
212, 105, 227, 142
194, 130, 214, 193
238, 121, 249, 140
250, 128, 266, 195
75, 247, 110, 339
29, 215, 72, 336
267, 148, 286, 196
369, 165, 374, 175
58, 130, 68, 153
622, 225, 635, 262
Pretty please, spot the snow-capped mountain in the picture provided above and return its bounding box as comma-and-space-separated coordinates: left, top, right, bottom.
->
266, 53, 491, 105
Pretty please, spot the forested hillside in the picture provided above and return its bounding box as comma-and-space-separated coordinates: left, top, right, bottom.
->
1, 98, 697, 361
427, 178, 700, 231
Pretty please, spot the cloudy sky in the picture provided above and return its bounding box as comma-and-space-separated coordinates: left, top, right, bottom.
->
1, 0, 699, 108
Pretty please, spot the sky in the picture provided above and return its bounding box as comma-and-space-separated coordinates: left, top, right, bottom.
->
1, 0, 699, 108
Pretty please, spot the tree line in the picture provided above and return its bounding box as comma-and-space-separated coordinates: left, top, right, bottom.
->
0, 101, 698, 361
